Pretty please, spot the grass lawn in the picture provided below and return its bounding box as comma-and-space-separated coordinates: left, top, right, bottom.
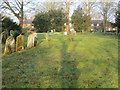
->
2, 32, 119, 88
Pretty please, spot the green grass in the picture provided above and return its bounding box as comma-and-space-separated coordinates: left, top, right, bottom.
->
2, 32, 118, 88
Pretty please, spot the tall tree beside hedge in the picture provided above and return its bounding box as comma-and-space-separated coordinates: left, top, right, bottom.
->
48, 9, 67, 32
32, 12, 51, 32
71, 6, 91, 32
32, 9, 66, 32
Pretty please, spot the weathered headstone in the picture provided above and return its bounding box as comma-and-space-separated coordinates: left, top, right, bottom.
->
64, 32, 68, 35
10, 30, 14, 36
53, 29, 55, 32
27, 33, 38, 48
44, 33, 49, 41
16, 34, 24, 52
4, 36, 15, 54
70, 28, 74, 33
73, 31, 76, 35
51, 30, 54, 33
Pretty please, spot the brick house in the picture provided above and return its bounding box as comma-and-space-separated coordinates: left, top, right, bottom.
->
90, 20, 117, 32
22, 18, 34, 29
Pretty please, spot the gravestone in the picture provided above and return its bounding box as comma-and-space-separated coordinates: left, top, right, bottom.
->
51, 30, 54, 33
73, 31, 76, 35
44, 33, 49, 41
4, 36, 15, 54
53, 29, 55, 32
10, 30, 14, 36
64, 32, 68, 35
70, 28, 74, 33
27, 33, 38, 48
16, 34, 24, 51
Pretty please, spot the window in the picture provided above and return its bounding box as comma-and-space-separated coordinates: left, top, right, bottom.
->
97, 24, 99, 26
91, 24, 94, 26
91, 29, 94, 31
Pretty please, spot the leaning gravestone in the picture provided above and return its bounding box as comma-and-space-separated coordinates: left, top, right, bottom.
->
16, 34, 24, 52
4, 36, 15, 54
27, 33, 38, 48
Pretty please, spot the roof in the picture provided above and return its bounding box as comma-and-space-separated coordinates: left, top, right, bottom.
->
91, 20, 113, 29
91, 20, 103, 24
23, 19, 33, 24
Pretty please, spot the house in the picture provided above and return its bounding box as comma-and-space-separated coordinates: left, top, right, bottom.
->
90, 20, 103, 32
22, 18, 34, 29
90, 20, 117, 32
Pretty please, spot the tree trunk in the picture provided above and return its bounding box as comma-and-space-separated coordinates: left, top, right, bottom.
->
66, 0, 70, 32
21, 1, 24, 29
103, 16, 107, 33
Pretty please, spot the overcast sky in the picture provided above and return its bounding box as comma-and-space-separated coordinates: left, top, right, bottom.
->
1, 0, 119, 23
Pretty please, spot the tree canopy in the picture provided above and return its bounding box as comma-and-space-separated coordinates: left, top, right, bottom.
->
2, 16, 21, 33
71, 6, 91, 32
1, 14, 21, 43
32, 9, 66, 32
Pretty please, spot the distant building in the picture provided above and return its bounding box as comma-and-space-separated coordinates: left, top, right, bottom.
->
22, 18, 34, 29
90, 20, 117, 32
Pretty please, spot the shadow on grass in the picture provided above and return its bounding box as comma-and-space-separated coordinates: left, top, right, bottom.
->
59, 38, 81, 88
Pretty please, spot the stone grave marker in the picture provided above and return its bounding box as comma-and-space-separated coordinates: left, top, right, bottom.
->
27, 33, 38, 48
16, 34, 24, 52
4, 36, 15, 54
44, 33, 49, 41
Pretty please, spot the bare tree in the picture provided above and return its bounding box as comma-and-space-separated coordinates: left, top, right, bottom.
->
66, 0, 70, 32
81, 0, 96, 16
97, 1, 116, 33
34, 1, 65, 15
0, 0, 32, 28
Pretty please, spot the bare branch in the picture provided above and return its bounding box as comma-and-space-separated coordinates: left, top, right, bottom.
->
14, 0, 21, 9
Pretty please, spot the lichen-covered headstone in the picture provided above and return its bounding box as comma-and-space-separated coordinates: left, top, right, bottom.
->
16, 34, 24, 52
27, 33, 38, 48
4, 36, 15, 54
44, 33, 49, 41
